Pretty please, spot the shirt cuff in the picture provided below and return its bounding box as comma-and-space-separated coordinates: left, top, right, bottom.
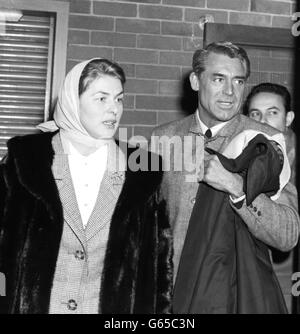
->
229, 194, 246, 203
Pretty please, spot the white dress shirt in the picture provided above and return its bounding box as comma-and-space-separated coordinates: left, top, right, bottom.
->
68, 143, 108, 228
196, 110, 229, 137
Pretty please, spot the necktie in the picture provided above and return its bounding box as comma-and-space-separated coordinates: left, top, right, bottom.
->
205, 129, 212, 139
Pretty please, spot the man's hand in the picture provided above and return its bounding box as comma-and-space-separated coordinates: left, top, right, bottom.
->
203, 155, 244, 199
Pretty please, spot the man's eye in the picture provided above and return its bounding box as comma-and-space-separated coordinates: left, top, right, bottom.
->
213, 77, 223, 83
99, 97, 106, 102
250, 112, 259, 118
270, 110, 278, 115
235, 79, 245, 85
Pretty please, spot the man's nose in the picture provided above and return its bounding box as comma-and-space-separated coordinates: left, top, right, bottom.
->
260, 114, 267, 123
223, 81, 233, 95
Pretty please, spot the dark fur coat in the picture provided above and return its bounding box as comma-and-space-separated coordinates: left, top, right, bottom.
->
0, 132, 173, 314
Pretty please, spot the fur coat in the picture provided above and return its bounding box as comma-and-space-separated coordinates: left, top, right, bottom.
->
0, 132, 173, 314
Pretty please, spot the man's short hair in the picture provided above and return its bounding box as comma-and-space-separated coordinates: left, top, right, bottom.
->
192, 41, 250, 79
243, 82, 291, 115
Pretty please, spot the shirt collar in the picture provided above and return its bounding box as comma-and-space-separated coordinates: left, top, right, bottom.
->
196, 109, 229, 137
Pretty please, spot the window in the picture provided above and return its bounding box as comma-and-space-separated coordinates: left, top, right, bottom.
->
0, 0, 69, 157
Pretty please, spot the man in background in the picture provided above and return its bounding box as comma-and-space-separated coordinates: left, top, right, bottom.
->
244, 82, 296, 185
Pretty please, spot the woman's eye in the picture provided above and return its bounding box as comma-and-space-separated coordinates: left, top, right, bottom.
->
117, 97, 124, 103
98, 96, 106, 102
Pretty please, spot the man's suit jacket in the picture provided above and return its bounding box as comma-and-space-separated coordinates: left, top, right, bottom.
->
151, 112, 299, 280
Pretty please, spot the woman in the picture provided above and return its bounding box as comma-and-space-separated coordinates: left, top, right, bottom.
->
0, 58, 172, 314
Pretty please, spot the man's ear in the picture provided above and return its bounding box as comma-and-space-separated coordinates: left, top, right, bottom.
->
189, 72, 199, 91
286, 111, 295, 128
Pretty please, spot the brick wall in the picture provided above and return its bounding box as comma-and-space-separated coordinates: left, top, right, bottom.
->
61, 0, 296, 140
61, 0, 297, 312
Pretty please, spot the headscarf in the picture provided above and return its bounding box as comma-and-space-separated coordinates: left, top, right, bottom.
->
37, 58, 112, 149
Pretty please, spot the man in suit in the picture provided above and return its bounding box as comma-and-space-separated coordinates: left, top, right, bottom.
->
151, 41, 300, 313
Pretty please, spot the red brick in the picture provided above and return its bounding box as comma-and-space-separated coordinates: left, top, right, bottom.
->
230, 12, 271, 27
259, 57, 292, 72
116, 0, 161, 3
157, 111, 183, 125
116, 18, 160, 34
245, 47, 270, 57
93, 1, 137, 17
136, 95, 179, 110
118, 63, 136, 78
272, 15, 293, 29
124, 95, 135, 109
126, 78, 158, 94
114, 48, 159, 64
251, 0, 290, 16
137, 35, 182, 50
69, 15, 114, 31
70, 0, 91, 14
91, 32, 136, 47
139, 5, 183, 20
181, 67, 193, 78
160, 51, 193, 66
136, 65, 181, 80
185, 8, 228, 24
163, 0, 205, 7
66, 60, 77, 73
68, 30, 90, 45
270, 72, 293, 86
182, 37, 204, 51
121, 110, 157, 125
67, 45, 112, 60
208, 0, 249, 11
248, 71, 271, 85
162, 21, 193, 37
248, 57, 259, 71
271, 49, 294, 59
159, 80, 181, 95
133, 126, 155, 140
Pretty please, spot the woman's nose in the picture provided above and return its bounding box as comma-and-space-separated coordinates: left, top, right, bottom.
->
109, 101, 119, 115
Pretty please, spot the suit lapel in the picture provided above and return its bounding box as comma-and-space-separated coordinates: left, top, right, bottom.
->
85, 140, 125, 241
51, 133, 87, 246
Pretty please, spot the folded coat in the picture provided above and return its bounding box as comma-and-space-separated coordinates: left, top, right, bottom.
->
174, 134, 288, 314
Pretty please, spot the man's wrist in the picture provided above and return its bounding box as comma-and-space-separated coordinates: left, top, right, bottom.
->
229, 193, 246, 203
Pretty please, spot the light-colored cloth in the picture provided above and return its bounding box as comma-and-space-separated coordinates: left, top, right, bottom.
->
284, 128, 296, 186
68, 141, 108, 228
49, 133, 125, 314
151, 112, 300, 280
37, 58, 112, 150
222, 129, 290, 201
197, 110, 229, 137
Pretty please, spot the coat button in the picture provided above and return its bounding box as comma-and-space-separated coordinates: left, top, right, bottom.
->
191, 197, 196, 205
257, 211, 261, 216
253, 207, 257, 212
75, 250, 85, 260
67, 299, 77, 311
